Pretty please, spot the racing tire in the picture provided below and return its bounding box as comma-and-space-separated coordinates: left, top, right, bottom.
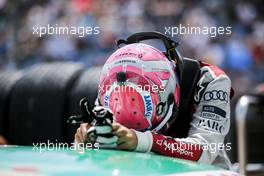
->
0, 71, 23, 139
8, 62, 83, 145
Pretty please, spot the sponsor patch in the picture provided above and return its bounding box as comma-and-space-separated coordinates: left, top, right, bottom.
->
197, 105, 228, 134
198, 119, 225, 134
143, 95, 153, 120
104, 95, 109, 107
202, 90, 228, 102
114, 59, 137, 65
114, 52, 142, 59
201, 105, 226, 121
161, 138, 194, 157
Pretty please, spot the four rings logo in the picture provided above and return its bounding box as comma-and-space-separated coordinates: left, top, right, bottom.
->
203, 90, 228, 102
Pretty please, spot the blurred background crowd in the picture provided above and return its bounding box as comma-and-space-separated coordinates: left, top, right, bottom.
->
0, 0, 263, 96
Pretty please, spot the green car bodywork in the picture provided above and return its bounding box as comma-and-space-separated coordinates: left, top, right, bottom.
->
0, 146, 239, 176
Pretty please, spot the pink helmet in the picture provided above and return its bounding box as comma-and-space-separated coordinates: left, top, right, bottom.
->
98, 33, 181, 132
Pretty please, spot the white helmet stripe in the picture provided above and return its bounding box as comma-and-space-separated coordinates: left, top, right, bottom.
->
102, 57, 172, 74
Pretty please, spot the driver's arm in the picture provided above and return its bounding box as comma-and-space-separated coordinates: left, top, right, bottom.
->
134, 68, 232, 164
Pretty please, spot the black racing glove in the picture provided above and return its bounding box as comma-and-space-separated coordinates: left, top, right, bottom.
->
67, 98, 117, 148
87, 106, 118, 148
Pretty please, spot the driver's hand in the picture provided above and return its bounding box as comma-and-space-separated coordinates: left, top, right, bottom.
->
0, 135, 7, 145
75, 122, 118, 148
74, 123, 138, 151
112, 123, 138, 151
74, 123, 91, 144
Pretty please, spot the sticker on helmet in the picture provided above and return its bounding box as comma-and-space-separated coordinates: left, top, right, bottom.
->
104, 95, 109, 108
143, 95, 153, 121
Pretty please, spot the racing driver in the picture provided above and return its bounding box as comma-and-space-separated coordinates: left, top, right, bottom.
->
74, 32, 233, 169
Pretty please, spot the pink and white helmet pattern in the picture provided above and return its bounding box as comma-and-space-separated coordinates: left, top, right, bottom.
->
98, 43, 180, 132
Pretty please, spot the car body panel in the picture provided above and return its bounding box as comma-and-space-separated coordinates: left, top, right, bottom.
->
0, 146, 239, 176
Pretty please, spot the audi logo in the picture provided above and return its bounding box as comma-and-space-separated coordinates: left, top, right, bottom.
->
203, 90, 228, 102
